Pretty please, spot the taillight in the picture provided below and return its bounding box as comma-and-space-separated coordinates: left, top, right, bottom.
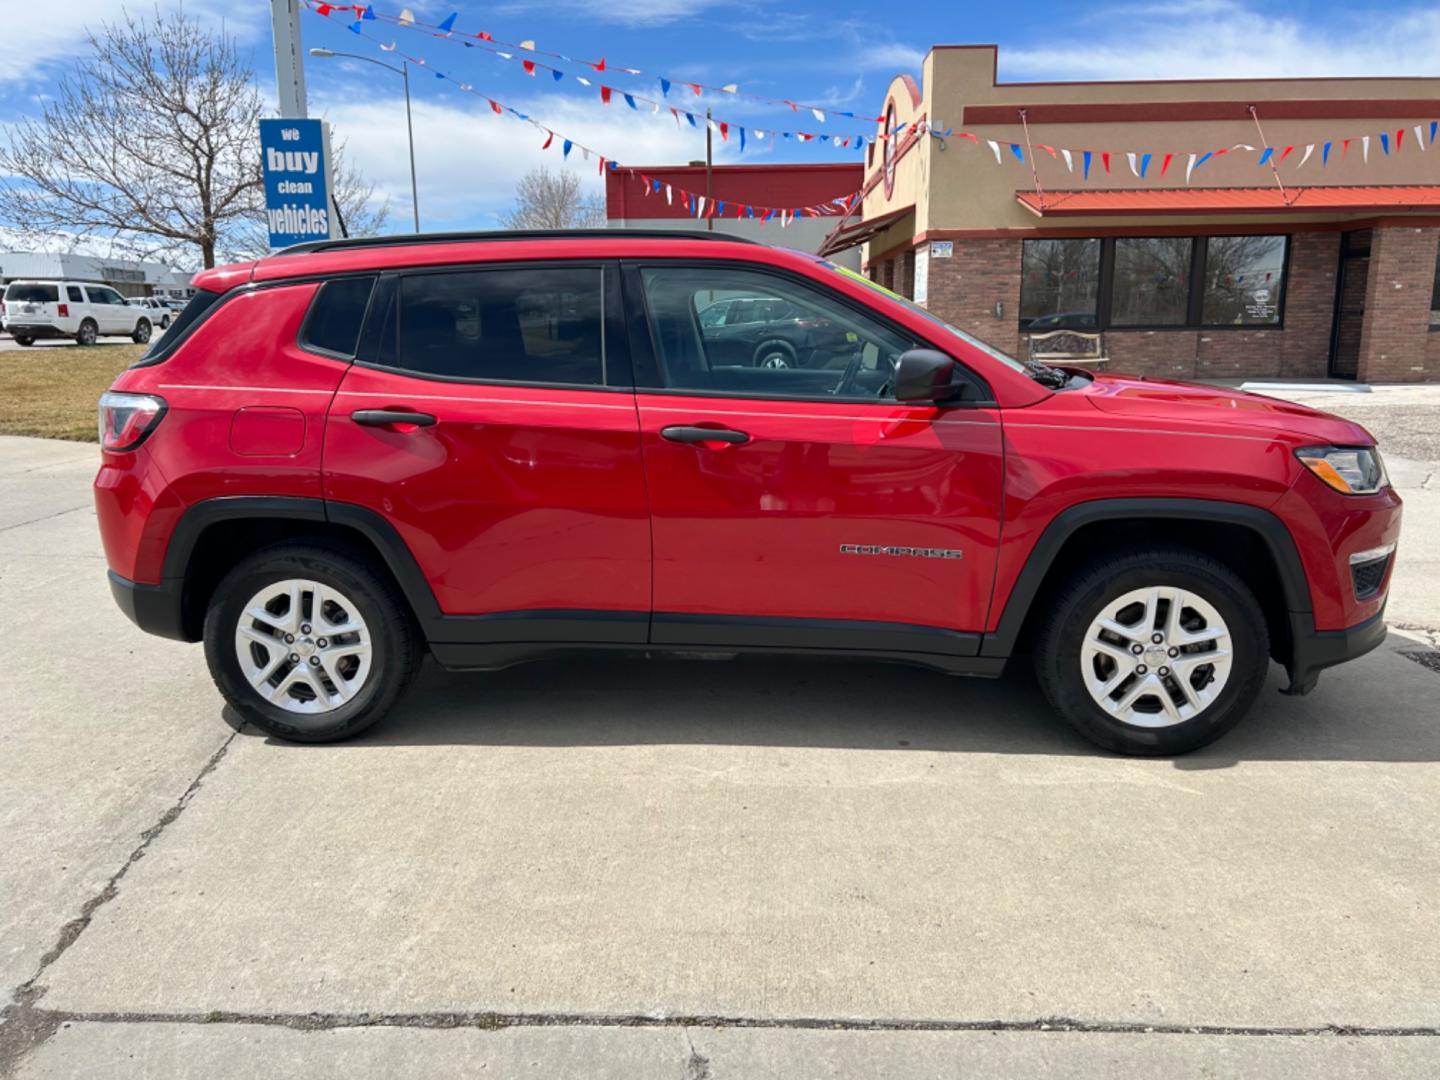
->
58, 303, 69, 318
98, 391, 166, 451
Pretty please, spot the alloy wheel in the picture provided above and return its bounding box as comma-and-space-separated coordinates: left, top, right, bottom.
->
1080, 586, 1233, 728
233, 578, 373, 714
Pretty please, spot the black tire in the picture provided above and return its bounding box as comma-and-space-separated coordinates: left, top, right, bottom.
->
752, 340, 796, 369
203, 543, 422, 743
13, 336, 34, 346
1033, 546, 1269, 756
161, 316, 171, 329
131, 319, 152, 345
76, 319, 98, 346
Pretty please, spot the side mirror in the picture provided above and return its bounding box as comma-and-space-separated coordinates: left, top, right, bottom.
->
894, 348, 962, 404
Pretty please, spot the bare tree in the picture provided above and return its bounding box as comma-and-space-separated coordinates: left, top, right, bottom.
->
502, 167, 605, 229
0, 7, 389, 269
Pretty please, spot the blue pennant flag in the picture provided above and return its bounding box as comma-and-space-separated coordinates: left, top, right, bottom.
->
739, 127, 746, 152
1194, 151, 1213, 170
624, 94, 637, 110
746, 205, 755, 218
1082, 150, 1092, 179
1322, 141, 1332, 165
1257, 147, 1274, 165
361, 5, 375, 17
437, 12, 457, 32
1010, 143, 1024, 161
1379, 131, 1390, 155
652, 179, 662, 193
783, 131, 793, 140
688, 193, 697, 214
685, 112, 697, 127
347, 20, 361, 33
1139, 152, 1151, 177
562, 140, 573, 159
552, 69, 563, 82
763, 209, 775, 222
659, 78, 671, 96
435, 71, 444, 79
716, 201, 726, 215
1431, 121, 1438, 143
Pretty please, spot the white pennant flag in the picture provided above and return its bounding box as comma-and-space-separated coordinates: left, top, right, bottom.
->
1232, 143, 1255, 152
398, 7, 415, 23
755, 130, 766, 139
665, 184, 673, 205
707, 118, 719, 133
811, 108, 825, 123
651, 101, 658, 114
722, 83, 739, 93
380, 41, 397, 51
1297, 144, 1314, 168
696, 196, 707, 217
519, 39, 535, 50
576, 76, 591, 86
1185, 152, 1198, 184
986, 139, 1002, 164
496, 51, 512, 59
1126, 152, 1139, 177
581, 147, 590, 161
833, 136, 843, 147
1362, 134, 1370, 162
1416, 124, 1427, 150
458, 83, 471, 91
1060, 148, 1074, 172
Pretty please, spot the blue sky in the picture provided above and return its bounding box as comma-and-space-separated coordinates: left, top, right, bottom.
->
1, 0, 1436, 251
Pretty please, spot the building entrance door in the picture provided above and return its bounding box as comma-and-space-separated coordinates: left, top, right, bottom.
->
1329, 229, 1372, 379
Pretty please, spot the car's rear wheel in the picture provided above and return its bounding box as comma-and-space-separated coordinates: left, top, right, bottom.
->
75, 319, 98, 346
753, 341, 796, 369
13, 336, 34, 346
1034, 547, 1269, 756
131, 319, 151, 344
203, 543, 421, 743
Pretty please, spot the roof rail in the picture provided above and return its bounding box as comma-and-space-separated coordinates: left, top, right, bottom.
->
274, 228, 760, 257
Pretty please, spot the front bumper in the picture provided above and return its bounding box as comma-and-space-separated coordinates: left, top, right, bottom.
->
1283, 608, 1388, 695
107, 570, 190, 641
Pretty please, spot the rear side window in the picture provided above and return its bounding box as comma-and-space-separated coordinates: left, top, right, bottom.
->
136, 288, 221, 364
5, 283, 59, 303
302, 276, 376, 358
390, 266, 604, 385
67, 286, 84, 303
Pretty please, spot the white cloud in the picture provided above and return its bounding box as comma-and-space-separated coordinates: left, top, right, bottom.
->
0, 0, 266, 84
1004, 1, 1440, 80
315, 90, 741, 228
494, 0, 726, 28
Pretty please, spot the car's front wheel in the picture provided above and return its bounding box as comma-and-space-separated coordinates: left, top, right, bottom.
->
131, 319, 151, 344
1034, 547, 1269, 756
203, 543, 421, 743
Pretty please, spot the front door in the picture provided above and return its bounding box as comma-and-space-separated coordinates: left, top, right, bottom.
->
1329, 229, 1371, 379
323, 263, 651, 645
84, 284, 132, 334
627, 262, 1004, 658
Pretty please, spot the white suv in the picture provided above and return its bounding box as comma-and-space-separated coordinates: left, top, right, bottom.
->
130, 297, 173, 329
2, 280, 155, 346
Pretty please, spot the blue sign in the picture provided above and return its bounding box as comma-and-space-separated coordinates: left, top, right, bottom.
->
260, 118, 333, 250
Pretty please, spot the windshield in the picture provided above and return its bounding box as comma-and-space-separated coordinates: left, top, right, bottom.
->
817, 259, 1030, 375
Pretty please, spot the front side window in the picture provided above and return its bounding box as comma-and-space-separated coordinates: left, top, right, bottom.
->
1111, 237, 1193, 326
86, 286, 124, 306
640, 266, 918, 400
1020, 238, 1100, 330
393, 267, 604, 385
1202, 235, 1286, 326
302, 276, 375, 358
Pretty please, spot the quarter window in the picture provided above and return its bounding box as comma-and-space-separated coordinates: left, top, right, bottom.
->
639, 266, 918, 400
67, 286, 84, 303
302, 276, 375, 358
1020, 238, 1100, 330
393, 267, 605, 385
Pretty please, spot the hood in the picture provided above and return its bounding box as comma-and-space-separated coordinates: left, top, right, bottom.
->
1082, 372, 1374, 445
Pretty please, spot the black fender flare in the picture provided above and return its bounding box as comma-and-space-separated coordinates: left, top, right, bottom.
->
979, 497, 1311, 659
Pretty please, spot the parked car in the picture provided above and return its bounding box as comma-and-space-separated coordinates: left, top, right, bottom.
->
94, 230, 1399, 755
2, 280, 154, 346
131, 297, 173, 329
698, 295, 852, 368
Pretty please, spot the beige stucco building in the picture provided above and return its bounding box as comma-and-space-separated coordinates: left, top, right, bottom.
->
823, 46, 1440, 382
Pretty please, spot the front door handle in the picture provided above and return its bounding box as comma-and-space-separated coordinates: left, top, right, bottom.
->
351, 409, 437, 428
660, 425, 750, 446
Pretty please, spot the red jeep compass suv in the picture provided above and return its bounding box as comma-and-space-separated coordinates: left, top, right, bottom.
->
95, 231, 1400, 755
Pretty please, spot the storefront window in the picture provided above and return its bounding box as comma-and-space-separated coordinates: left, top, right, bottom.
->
1110, 237, 1193, 326
1020, 239, 1100, 330
1202, 236, 1287, 325
1431, 248, 1440, 328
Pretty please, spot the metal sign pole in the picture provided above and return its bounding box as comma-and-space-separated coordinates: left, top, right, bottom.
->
270, 0, 309, 120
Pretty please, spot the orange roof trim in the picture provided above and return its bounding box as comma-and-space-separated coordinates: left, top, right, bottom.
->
1016, 185, 1440, 216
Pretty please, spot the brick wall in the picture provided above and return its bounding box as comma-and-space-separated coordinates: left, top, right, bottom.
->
1356, 226, 1440, 383
923, 239, 1022, 358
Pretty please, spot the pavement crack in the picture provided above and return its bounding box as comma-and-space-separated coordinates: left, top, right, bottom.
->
0, 731, 239, 1078
682, 1026, 712, 1080
0, 504, 90, 534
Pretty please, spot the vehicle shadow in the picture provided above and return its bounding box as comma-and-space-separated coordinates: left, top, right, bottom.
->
228, 632, 1440, 766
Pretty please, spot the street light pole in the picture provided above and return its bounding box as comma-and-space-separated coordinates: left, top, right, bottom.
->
309, 48, 421, 233
704, 107, 714, 233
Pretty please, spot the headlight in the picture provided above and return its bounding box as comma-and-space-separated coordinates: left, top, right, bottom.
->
1295, 445, 1388, 496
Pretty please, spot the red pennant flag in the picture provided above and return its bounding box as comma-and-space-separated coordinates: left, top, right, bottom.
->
600, 85, 612, 104
1278, 145, 1295, 162
785, 101, 798, 111
522, 59, 535, 75
542, 131, 554, 150
719, 121, 729, 141
316, 3, 332, 14
1396, 128, 1405, 149
598, 157, 606, 175
489, 99, 501, 114
1160, 152, 1173, 176
957, 132, 977, 143
1101, 151, 1111, 174
1215, 147, 1230, 156
1342, 138, 1351, 158
592, 57, 606, 72
1036, 143, 1057, 157
477, 30, 492, 41
690, 83, 702, 96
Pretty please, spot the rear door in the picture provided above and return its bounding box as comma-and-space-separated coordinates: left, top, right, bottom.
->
627, 261, 1005, 658
4, 282, 61, 326
323, 261, 651, 646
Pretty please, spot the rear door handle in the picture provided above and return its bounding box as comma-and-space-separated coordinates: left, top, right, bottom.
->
660, 425, 750, 445
351, 409, 437, 428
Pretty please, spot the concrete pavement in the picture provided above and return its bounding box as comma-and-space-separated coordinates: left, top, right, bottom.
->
1, 420, 1438, 1077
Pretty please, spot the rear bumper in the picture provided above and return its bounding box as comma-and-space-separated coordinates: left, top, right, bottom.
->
107, 570, 190, 642
1283, 608, 1387, 695
3, 323, 69, 339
